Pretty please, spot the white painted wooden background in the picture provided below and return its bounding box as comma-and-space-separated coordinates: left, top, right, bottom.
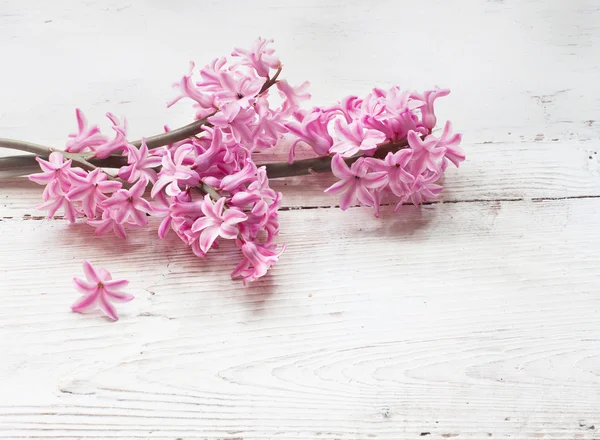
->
0, 0, 599, 439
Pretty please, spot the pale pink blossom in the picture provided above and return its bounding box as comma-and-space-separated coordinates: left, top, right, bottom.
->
67, 169, 122, 218
329, 119, 386, 157
213, 71, 263, 121
231, 241, 285, 283
399, 171, 443, 208
65, 109, 108, 153
87, 210, 127, 239
28, 152, 85, 192
151, 145, 200, 197
412, 86, 450, 130
219, 159, 257, 192
168, 61, 214, 111
71, 260, 133, 321
101, 179, 153, 226
190, 194, 247, 253
368, 149, 414, 197
93, 113, 130, 159
35, 179, 78, 222
231, 37, 280, 78
324, 155, 387, 210
277, 80, 311, 113
406, 130, 447, 175
118, 138, 162, 183
437, 121, 465, 169
285, 109, 336, 161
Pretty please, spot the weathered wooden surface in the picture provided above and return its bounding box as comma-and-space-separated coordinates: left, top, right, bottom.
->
0, 0, 599, 439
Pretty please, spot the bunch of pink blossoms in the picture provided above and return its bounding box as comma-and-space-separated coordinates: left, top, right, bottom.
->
27, 37, 465, 286
286, 87, 465, 215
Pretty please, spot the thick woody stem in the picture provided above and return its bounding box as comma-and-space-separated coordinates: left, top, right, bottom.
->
263, 139, 409, 178
0, 139, 410, 179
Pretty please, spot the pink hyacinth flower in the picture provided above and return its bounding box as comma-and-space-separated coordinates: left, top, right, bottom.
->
93, 113, 130, 159
324, 155, 387, 210
213, 71, 263, 121
406, 130, 447, 175
65, 109, 109, 153
101, 178, 153, 226
412, 86, 450, 130
151, 145, 199, 197
231, 241, 285, 283
400, 171, 444, 208
437, 121, 465, 169
231, 37, 280, 78
285, 109, 336, 161
370, 148, 414, 198
167, 61, 214, 110
118, 138, 163, 183
29, 152, 81, 193
191, 194, 247, 253
87, 210, 127, 239
67, 168, 122, 219
71, 260, 134, 321
277, 80, 311, 113
329, 119, 387, 157
35, 179, 78, 223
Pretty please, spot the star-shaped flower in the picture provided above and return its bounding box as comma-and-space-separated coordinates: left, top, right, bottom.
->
71, 261, 134, 321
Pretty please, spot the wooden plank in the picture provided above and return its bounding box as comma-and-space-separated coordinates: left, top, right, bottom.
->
1, 198, 599, 439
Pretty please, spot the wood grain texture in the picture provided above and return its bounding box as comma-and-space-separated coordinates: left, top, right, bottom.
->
1, 199, 600, 439
1, 0, 599, 439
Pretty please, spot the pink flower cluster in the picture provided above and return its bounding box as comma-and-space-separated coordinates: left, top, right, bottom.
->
28, 37, 465, 296
29, 38, 310, 284
286, 87, 465, 214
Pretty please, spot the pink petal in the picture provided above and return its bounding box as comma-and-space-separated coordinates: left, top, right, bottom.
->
200, 225, 220, 253
338, 184, 356, 210
71, 292, 98, 314
330, 154, 353, 180
28, 172, 54, 185
104, 290, 134, 303
223, 208, 247, 225
219, 223, 239, 239
98, 295, 119, 321
191, 216, 215, 232
103, 279, 129, 290
324, 179, 352, 195
73, 277, 96, 294
82, 260, 101, 283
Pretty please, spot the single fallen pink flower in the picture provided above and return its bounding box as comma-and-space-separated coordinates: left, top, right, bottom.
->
71, 260, 134, 321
